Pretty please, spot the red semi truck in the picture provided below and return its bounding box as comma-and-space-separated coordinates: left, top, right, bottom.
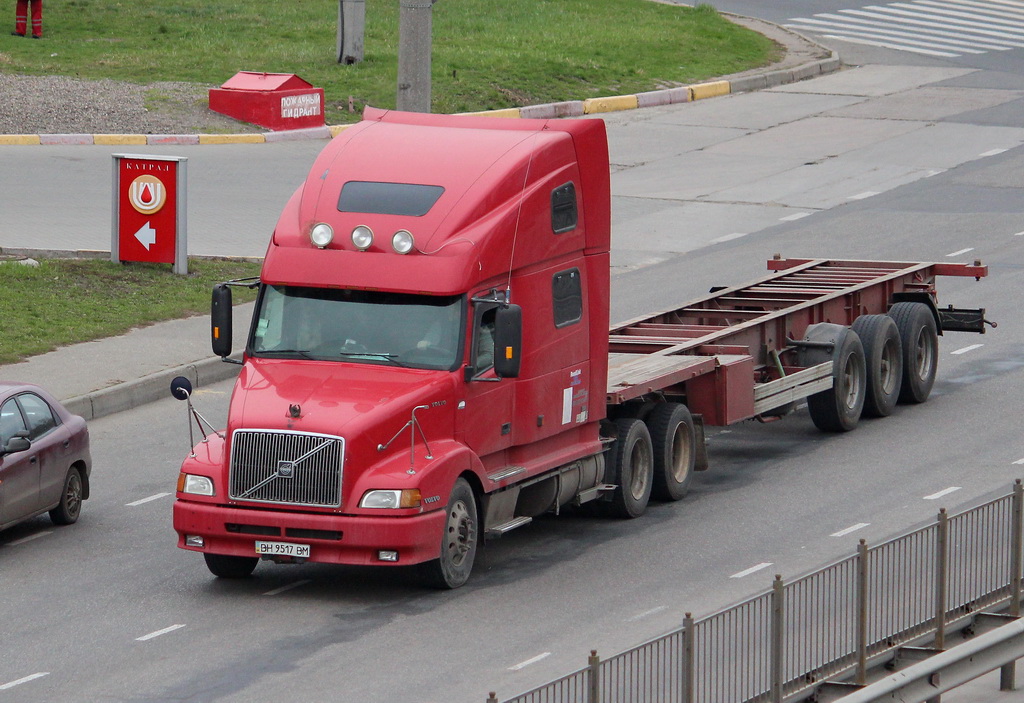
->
171, 109, 991, 588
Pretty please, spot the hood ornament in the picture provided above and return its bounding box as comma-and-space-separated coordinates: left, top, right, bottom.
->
289, 404, 301, 419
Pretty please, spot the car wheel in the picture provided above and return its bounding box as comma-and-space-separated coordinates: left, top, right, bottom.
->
49, 466, 83, 525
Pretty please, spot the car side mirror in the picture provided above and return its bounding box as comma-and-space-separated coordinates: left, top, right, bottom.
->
3, 434, 31, 455
493, 304, 522, 379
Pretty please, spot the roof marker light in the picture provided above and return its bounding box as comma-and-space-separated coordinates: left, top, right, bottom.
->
310, 223, 334, 248
351, 225, 374, 251
392, 230, 415, 255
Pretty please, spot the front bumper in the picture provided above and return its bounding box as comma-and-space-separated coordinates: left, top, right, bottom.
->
173, 499, 445, 566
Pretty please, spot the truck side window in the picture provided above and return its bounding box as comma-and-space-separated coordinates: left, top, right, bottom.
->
474, 308, 497, 371
553, 268, 582, 328
551, 182, 577, 234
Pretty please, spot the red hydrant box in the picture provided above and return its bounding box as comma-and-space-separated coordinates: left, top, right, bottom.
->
208, 72, 325, 131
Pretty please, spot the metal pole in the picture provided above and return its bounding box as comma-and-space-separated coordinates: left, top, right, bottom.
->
337, 0, 365, 64
856, 539, 869, 684
936, 508, 948, 651
771, 574, 785, 703
588, 649, 601, 703
683, 612, 695, 703
397, 0, 434, 112
1002, 480, 1024, 690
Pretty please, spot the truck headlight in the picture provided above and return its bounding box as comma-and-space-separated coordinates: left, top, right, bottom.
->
392, 230, 415, 254
310, 222, 334, 248
351, 225, 374, 250
178, 473, 215, 496
359, 489, 422, 509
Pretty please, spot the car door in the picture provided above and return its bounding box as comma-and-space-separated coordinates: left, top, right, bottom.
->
0, 397, 39, 527
18, 392, 70, 509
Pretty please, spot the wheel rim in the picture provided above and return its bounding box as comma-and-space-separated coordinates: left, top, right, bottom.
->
841, 354, 863, 410
669, 423, 692, 483
65, 472, 82, 518
879, 337, 900, 395
912, 328, 935, 381
629, 439, 652, 500
444, 499, 475, 568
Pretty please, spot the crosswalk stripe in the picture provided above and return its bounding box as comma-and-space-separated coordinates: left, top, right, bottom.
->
786, 0, 1024, 57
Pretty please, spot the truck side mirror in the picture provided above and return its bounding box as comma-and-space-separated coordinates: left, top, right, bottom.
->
211, 284, 233, 358
493, 304, 522, 379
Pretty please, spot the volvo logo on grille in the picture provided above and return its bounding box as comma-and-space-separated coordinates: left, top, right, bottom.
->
277, 460, 296, 478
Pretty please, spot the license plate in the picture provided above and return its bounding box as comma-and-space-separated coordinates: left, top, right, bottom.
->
255, 541, 310, 558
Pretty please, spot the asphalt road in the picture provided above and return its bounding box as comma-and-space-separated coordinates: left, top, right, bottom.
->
3, 23, 1024, 703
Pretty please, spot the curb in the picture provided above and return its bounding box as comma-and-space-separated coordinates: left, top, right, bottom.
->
62, 353, 243, 421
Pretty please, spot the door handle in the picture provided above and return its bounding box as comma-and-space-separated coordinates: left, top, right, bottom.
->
29, 456, 38, 464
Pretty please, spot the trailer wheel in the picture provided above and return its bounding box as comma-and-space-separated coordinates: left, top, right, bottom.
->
888, 301, 938, 404
648, 403, 696, 501
799, 324, 866, 432
607, 418, 654, 518
204, 553, 258, 579
851, 314, 903, 417
419, 478, 478, 589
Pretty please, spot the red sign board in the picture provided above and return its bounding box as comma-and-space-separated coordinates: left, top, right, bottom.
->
112, 155, 188, 273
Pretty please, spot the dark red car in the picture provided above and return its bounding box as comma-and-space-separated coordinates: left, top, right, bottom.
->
0, 382, 91, 531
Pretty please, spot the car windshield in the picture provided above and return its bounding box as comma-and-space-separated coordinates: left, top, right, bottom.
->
250, 285, 464, 370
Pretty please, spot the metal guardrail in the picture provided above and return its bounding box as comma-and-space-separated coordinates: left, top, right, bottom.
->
487, 480, 1024, 703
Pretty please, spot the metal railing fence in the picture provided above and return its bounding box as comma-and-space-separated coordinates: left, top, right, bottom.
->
488, 481, 1024, 703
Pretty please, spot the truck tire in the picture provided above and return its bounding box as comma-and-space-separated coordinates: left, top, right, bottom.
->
798, 323, 866, 432
888, 301, 938, 404
607, 418, 654, 518
204, 553, 258, 579
647, 403, 696, 502
420, 478, 478, 589
49, 466, 83, 525
851, 314, 903, 417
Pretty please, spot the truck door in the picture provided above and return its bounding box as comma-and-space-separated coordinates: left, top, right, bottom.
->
457, 300, 514, 463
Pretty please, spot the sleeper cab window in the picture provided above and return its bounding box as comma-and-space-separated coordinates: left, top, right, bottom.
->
553, 268, 582, 328
551, 182, 577, 234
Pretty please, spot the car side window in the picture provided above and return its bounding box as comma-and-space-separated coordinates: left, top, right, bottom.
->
17, 393, 58, 440
1, 398, 28, 446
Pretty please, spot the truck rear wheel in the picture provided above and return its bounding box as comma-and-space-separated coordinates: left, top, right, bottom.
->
799, 323, 866, 432
648, 403, 696, 501
888, 301, 938, 404
607, 418, 654, 518
419, 478, 478, 589
851, 314, 903, 417
204, 553, 258, 579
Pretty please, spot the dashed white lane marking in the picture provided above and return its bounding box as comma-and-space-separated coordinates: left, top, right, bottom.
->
924, 487, 962, 500
712, 232, 748, 243
730, 562, 773, 579
628, 605, 668, 622
126, 492, 172, 506
7, 531, 52, 546
951, 343, 984, 355
509, 652, 552, 671
263, 580, 312, 596
1013, 458, 1024, 465
980, 148, 1009, 157
0, 673, 49, 690
848, 191, 879, 200
946, 247, 975, 257
136, 624, 186, 641
780, 212, 812, 222
831, 523, 870, 537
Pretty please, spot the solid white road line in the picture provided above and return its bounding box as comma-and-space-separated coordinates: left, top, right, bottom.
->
136, 624, 186, 641
509, 652, 552, 671
848, 191, 880, 200
0, 673, 49, 690
924, 487, 962, 500
126, 492, 172, 506
730, 562, 773, 579
263, 580, 312, 596
780, 212, 811, 222
951, 344, 984, 355
831, 523, 870, 537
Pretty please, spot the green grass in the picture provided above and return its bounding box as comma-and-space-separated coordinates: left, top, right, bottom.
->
0, 258, 261, 364
0, 0, 780, 124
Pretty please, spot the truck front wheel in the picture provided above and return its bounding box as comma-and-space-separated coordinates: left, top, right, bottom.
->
607, 418, 654, 518
648, 403, 696, 501
204, 553, 258, 579
420, 478, 478, 589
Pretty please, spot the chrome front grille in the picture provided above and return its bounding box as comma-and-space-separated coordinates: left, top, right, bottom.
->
229, 430, 344, 508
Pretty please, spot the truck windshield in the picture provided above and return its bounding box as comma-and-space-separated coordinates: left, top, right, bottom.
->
250, 285, 464, 370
